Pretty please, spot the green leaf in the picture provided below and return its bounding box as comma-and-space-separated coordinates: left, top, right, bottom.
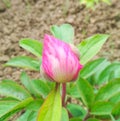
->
0, 97, 33, 120
70, 117, 82, 121
21, 72, 52, 98
95, 79, 120, 102
50, 24, 74, 43
93, 60, 110, 85
18, 111, 37, 121
77, 78, 95, 108
112, 102, 120, 117
77, 34, 109, 64
109, 92, 120, 103
30, 79, 52, 98
67, 103, 87, 118
0, 80, 31, 100
20, 72, 35, 95
80, 58, 108, 78
37, 86, 62, 121
87, 118, 101, 121
17, 110, 32, 121
0, 100, 19, 118
27, 111, 37, 121
67, 83, 80, 98
19, 38, 43, 57
26, 99, 43, 111
20, 72, 42, 98
91, 101, 113, 115
97, 63, 120, 84
5, 56, 40, 71
61, 108, 69, 121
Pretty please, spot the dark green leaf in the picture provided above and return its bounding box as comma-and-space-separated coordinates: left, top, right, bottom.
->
77, 78, 95, 108
67, 103, 87, 118
95, 79, 120, 101
5, 56, 40, 71
50, 24, 74, 43
77, 34, 109, 64
0, 80, 31, 100
37, 87, 62, 121
19, 38, 43, 57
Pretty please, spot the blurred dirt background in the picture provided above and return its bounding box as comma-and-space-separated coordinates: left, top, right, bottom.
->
0, 0, 120, 82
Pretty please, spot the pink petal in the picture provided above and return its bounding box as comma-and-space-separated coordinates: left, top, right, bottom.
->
41, 34, 83, 83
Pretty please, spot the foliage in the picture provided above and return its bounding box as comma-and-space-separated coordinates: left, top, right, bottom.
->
1, 24, 120, 121
79, 0, 111, 8
2, 0, 11, 8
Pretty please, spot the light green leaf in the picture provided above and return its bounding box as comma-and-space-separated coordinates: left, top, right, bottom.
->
109, 92, 120, 104
50, 24, 74, 43
93, 60, 110, 85
20, 72, 35, 95
37, 86, 62, 121
19, 38, 43, 57
80, 58, 108, 78
21, 72, 52, 98
0, 80, 31, 100
97, 63, 120, 84
67, 103, 87, 118
91, 101, 113, 115
17, 110, 32, 121
61, 108, 69, 121
77, 78, 95, 108
77, 34, 109, 64
0, 100, 19, 118
0, 97, 33, 121
30, 79, 52, 98
5, 56, 40, 71
95, 79, 120, 102
27, 111, 37, 121
67, 83, 80, 98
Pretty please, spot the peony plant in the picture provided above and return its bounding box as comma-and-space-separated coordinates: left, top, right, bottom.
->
0, 24, 120, 121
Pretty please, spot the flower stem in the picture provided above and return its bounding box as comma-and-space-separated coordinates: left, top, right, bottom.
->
62, 83, 66, 107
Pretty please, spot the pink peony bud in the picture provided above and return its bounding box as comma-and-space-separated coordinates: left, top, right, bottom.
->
41, 34, 83, 83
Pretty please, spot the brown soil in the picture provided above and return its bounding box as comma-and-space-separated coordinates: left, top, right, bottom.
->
0, 0, 120, 120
